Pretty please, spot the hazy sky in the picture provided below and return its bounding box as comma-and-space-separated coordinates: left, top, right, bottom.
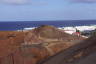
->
0, 0, 96, 21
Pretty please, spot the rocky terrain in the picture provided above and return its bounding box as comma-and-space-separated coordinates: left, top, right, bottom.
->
0, 25, 85, 64
24, 25, 84, 43
0, 31, 24, 57
24, 25, 85, 55
39, 35, 96, 64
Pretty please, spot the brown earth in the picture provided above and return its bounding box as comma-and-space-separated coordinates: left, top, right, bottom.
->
0, 25, 86, 64
39, 35, 96, 64
24, 25, 85, 57
0, 31, 24, 57
24, 25, 84, 44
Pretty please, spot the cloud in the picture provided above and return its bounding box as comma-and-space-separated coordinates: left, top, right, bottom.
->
0, 0, 31, 4
0, 0, 48, 5
69, 0, 96, 3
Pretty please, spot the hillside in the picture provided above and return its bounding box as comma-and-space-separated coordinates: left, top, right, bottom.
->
0, 31, 24, 57
24, 25, 85, 56
0, 25, 85, 64
25, 25, 84, 44
39, 35, 96, 64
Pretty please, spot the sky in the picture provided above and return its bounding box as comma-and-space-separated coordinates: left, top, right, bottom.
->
0, 0, 96, 21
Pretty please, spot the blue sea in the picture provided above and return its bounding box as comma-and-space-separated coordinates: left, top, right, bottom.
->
0, 20, 96, 31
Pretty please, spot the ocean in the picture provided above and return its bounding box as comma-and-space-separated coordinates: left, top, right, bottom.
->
0, 20, 96, 31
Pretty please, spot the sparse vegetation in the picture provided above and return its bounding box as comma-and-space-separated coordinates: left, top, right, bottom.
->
91, 29, 96, 36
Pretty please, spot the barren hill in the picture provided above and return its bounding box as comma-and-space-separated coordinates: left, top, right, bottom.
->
39, 35, 96, 64
25, 25, 84, 44
0, 31, 24, 57
0, 25, 85, 64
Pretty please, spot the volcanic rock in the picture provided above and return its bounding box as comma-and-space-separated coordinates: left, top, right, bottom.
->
39, 35, 96, 64
24, 25, 84, 44
0, 25, 85, 64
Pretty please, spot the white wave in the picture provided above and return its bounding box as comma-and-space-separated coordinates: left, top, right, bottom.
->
24, 27, 36, 30
58, 25, 96, 34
